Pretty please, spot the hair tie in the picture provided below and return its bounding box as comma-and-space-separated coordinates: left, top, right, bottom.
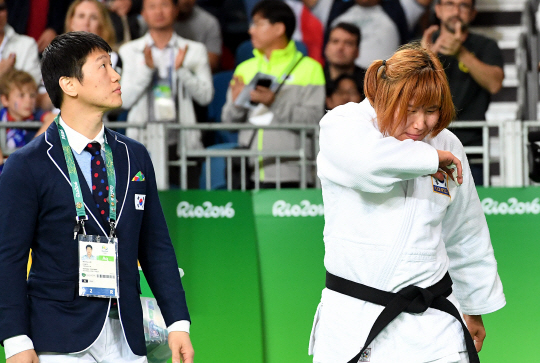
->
378, 59, 387, 79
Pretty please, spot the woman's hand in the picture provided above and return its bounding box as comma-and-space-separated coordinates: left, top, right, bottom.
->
463, 314, 486, 352
434, 150, 463, 185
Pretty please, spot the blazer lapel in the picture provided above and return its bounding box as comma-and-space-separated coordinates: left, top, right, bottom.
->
46, 122, 110, 236
105, 128, 129, 229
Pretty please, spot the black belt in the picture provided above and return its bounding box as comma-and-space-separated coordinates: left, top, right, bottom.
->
325, 271, 479, 363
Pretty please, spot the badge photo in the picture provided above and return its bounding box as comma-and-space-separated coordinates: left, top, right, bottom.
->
135, 194, 146, 210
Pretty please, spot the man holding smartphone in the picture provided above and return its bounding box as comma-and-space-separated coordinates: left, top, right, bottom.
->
221, 0, 325, 188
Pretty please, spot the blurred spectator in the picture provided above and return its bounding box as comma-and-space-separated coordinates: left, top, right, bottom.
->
120, 0, 213, 186
0, 70, 54, 148
0, 0, 41, 84
65, 0, 122, 72
7, 0, 72, 53
105, 0, 142, 47
324, 22, 365, 100
331, 0, 433, 68
174, 0, 222, 72
197, 0, 250, 69
306, 0, 354, 31
285, 0, 324, 64
422, 0, 503, 185
325, 73, 362, 109
222, 0, 325, 187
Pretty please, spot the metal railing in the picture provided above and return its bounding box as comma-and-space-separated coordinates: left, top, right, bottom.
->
0, 119, 524, 189
522, 120, 540, 185
450, 121, 491, 187
163, 123, 319, 190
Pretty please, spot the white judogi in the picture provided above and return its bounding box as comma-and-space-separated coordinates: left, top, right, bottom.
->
310, 99, 505, 363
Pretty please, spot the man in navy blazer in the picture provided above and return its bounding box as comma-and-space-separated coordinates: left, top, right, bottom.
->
0, 32, 193, 362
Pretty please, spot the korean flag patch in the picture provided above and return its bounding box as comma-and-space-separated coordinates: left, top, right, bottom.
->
135, 194, 146, 210
432, 175, 450, 197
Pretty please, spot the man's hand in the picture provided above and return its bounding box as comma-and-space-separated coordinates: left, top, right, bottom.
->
434, 149, 463, 185
6, 349, 39, 363
0, 53, 16, 77
230, 75, 245, 103
250, 86, 275, 107
143, 46, 154, 69
436, 22, 463, 57
421, 25, 440, 53
175, 45, 189, 70
169, 331, 194, 363
463, 314, 486, 352
37, 28, 57, 53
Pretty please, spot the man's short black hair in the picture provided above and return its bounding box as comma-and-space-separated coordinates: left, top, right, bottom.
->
86, 245, 92, 250
143, 0, 179, 7
41, 32, 112, 109
251, 0, 296, 42
330, 22, 362, 47
438, 0, 475, 7
326, 74, 359, 96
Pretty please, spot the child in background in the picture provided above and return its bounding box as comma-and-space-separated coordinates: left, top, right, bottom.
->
0, 70, 55, 150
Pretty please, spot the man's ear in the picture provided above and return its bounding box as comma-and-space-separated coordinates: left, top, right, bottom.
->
59, 76, 78, 98
274, 22, 286, 39
469, 8, 477, 23
434, 3, 442, 19
0, 94, 9, 108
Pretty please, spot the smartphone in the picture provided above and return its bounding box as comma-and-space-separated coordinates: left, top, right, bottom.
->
250, 78, 272, 105
255, 78, 272, 88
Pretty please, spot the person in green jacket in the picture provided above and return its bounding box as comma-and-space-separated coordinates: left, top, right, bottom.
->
221, 0, 325, 188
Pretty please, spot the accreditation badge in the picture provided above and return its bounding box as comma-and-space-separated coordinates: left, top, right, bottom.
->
153, 81, 176, 121
78, 235, 119, 298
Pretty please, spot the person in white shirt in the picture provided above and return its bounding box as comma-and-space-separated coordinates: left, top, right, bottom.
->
0, 0, 40, 84
120, 0, 213, 186
331, 0, 433, 69
310, 44, 505, 363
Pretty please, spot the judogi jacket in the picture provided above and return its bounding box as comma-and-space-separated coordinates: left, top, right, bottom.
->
0, 122, 190, 355
310, 99, 505, 362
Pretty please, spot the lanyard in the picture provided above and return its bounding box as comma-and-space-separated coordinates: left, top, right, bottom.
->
54, 115, 117, 236
258, 50, 302, 85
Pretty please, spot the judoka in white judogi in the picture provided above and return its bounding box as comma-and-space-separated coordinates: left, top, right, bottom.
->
309, 98, 505, 363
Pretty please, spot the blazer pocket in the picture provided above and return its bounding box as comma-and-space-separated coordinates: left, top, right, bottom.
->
129, 182, 147, 192
27, 277, 77, 302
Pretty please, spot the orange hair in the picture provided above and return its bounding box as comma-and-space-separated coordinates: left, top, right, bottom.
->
364, 43, 455, 138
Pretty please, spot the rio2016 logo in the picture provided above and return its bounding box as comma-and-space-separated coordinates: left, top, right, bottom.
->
272, 200, 324, 217
176, 201, 235, 219
481, 197, 540, 215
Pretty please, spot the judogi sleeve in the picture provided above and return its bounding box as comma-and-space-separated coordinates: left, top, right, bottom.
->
317, 102, 439, 193
441, 147, 506, 314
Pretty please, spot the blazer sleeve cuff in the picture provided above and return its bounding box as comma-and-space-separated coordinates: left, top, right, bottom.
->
3, 335, 34, 359
167, 320, 190, 335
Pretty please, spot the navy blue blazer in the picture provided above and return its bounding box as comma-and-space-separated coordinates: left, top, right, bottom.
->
0, 122, 190, 355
